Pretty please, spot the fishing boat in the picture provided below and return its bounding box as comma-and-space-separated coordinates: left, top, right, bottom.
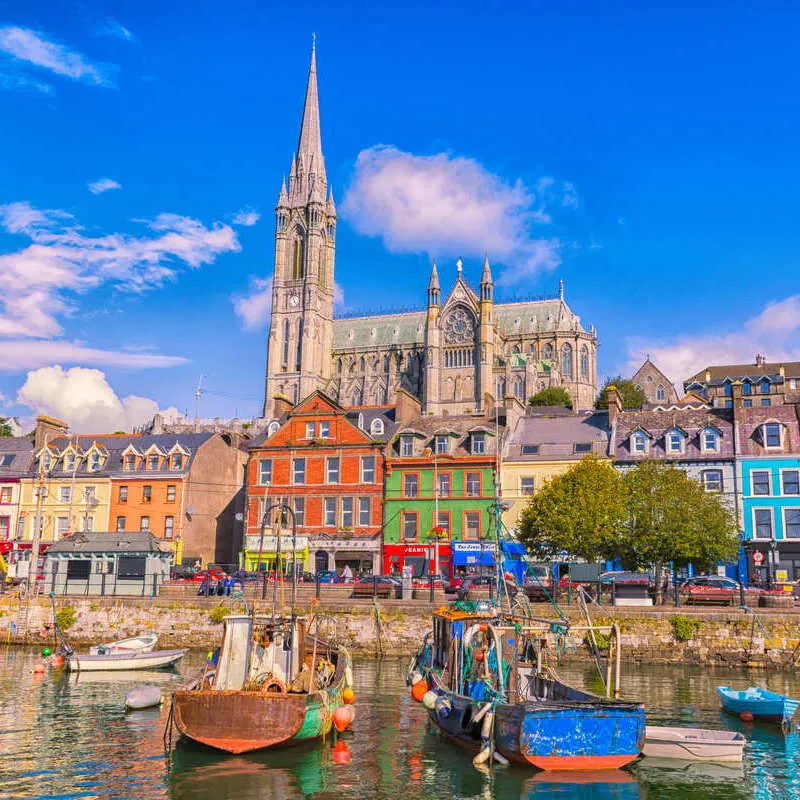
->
717, 686, 800, 724
408, 600, 645, 770
89, 633, 158, 655
171, 612, 352, 754
643, 726, 745, 762
67, 647, 187, 672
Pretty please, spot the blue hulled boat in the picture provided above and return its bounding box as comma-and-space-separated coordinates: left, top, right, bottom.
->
408, 602, 645, 770
717, 686, 800, 724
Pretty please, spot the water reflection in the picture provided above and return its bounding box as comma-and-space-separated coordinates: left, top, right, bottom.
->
3, 648, 800, 799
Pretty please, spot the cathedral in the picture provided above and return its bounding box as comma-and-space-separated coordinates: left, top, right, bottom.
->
263, 48, 599, 417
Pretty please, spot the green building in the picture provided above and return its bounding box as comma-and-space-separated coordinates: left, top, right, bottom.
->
382, 415, 502, 578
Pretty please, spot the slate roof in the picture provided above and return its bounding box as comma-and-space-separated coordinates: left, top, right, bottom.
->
734, 403, 800, 457
685, 361, 800, 387
504, 410, 610, 462
46, 531, 171, 554
0, 436, 35, 478
27, 433, 213, 478
391, 415, 502, 457
613, 407, 734, 462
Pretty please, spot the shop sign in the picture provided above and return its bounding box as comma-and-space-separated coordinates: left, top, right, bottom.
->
245, 535, 308, 552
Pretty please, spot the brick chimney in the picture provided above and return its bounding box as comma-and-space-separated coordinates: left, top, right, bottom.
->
606, 386, 623, 430
502, 394, 525, 431
394, 388, 422, 426
731, 380, 744, 424
273, 393, 294, 418
34, 415, 68, 451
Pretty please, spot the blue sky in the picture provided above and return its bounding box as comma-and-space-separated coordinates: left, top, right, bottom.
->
1, 0, 799, 430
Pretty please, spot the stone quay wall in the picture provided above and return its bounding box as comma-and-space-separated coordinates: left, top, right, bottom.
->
1, 596, 799, 668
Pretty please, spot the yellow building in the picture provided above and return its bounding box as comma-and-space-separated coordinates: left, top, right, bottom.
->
19, 439, 113, 542
500, 408, 611, 532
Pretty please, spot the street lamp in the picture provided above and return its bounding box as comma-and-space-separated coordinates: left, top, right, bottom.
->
427, 544, 434, 602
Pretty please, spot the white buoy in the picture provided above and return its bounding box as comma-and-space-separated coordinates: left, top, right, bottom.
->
125, 684, 162, 711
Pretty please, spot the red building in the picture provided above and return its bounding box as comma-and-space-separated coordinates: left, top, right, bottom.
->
244, 392, 399, 575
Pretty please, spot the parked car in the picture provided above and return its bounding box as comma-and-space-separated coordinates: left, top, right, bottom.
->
351, 575, 400, 598
523, 565, 553, 600
170, 564, 199, 580
412, 574, 446, 589
316, 570, 340, 584
679, 576, 761, 606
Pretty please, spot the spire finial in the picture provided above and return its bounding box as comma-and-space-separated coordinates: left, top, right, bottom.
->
559, 278, 564, 300
456, 257, 463, 274
294, 40, 325, 187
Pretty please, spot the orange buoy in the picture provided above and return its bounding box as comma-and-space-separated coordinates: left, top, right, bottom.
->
411, 680, 429, 702
740, 711, 754, 722
475, 650, 485, 662
32, 663, 45, 674
333, 705, 354, 732
332, 740, 352, 764
342, 688, 355, 704
51, 655, 64, 668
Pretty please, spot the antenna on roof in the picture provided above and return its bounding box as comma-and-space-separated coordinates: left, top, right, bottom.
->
194, 375, 206, 421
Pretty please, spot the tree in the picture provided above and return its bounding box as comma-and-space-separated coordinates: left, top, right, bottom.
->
620, 460, 738, 603
596, 377, 646, 410
517, 457, 626, 563
0, 418, 12, 437
528, 386, 572, 409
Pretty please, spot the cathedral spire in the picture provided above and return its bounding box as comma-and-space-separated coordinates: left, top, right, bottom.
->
427, 259, 440, 306
480, 253, 493, 286
296, 40, 326, 186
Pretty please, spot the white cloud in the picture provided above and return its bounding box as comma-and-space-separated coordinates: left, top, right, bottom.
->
232, 208, 260, 227
0, 340, 186, 372
233, 276, 272, 331
0, 71, 53, 93
232, 276, 345, 331
341, 145, 571, 283
17, 366, 181, 433
88, 177, 121, 194
0, 26, 115, 88
626, 295, 800, 385
97, 19, 135, 42
0, 201, 241, 338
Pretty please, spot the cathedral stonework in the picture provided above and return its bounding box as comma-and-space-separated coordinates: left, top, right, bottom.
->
264, 50, 598, 417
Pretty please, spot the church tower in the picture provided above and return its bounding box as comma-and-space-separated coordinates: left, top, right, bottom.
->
264, 44, 337, 416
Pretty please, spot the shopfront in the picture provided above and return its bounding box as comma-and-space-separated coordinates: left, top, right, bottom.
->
451, 541, 496, 578
383, 543, 452, 578
241, 534, 309, 574
310, 535, 381, 577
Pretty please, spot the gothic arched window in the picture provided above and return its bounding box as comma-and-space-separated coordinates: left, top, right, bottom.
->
296, 319, 303, 371
351, 389, 362, 406
291, 235, 305, 280
543, 343, 554, 362
359, 356, 366, 372
497, 378, 506, 398
580, 345, 589, 378
282, 319, 290, 365
656, 384, 666, 402
512, 345, 521, 355
513, 377, 525, 401
561, 343, 573, 377
383, 354, 390, 372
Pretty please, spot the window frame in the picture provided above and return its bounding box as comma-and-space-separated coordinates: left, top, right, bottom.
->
324, 497, 336, 527
434, 510, 451, 536
118, 485, 128, 503
116, 515, 126, 532
402, 510, 419, 541
781, 469, 800, 496
751, 470, 771, 496
702, 428, 720, 453
292, 458, 306, 485
167, 484, 177, 502
666, 430, 684, 454
435, 435, 449, 455
436, 471, 452, 498
753, 508, 773, 540
400, 436, 414, 457
785, 507, 800, 539
293, 497, 305, 527
632, 431, 649, 454
0, 487, 12, 504
465, 471, 482, 497
701, 469, 723, 493
170, 453, 183, 470
462, 510, 482, 541
470, 432, 486, 455
340, 497, 354, 528
358, 496, 371, 527
142, 484, 152, 503
361, 456, 376, 483
258, 459, 272, 486
319, 421, 330, 439
326, 456, 340, 484
403, 472, 420, 499
59, 486, 71, 504
764, 423, 782, 448
305, 422, 315, 440
147, 454, 160, 471
520, 476, 535, 496
164, 515, 174, 539
140, 515, 150, 532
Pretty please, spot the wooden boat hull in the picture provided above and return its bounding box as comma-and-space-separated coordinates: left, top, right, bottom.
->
427, 675, 645, 770
172, 689, 337, 754
717, 686, 800, 724
67, 649, 187, 672
644, 725, 745, 762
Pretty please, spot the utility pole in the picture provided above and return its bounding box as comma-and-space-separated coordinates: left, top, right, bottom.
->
27, 457, 48, 600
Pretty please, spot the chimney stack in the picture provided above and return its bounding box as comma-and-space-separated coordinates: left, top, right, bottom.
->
273, 393, 294, 418
34, 415, 68, 451
756, 353, 765, 367
607, 386, 623, 430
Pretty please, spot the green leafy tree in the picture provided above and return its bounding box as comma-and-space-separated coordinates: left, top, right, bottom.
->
517, 457, 626, 562
596, 377, 647, 410
620, 460, 738, 602
0, 418, 13, 437
528, 386, 572, 409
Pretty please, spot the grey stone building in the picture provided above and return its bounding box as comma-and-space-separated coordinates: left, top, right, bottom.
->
263, 48, 599, 418
631, 358, 679, 406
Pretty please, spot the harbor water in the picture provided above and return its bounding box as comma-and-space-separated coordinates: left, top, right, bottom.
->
1, 647, 800, 799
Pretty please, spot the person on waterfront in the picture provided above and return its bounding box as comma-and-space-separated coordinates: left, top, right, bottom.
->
225, 575, 235, 596
342, 564, 353, 583
198, 574, 211, 597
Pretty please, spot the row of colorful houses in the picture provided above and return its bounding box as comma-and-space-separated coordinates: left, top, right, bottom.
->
3, 357, 799, 586
0, 415, 246, 571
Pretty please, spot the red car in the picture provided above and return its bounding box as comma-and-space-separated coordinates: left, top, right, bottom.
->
679, 576, 762, 606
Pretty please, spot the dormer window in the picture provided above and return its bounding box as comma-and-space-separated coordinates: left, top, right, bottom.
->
470, 432, 486, 455
400, 435, 414, 457
666, 430, 684, 454
89, 453, 102, 472
170, 454, 183, 470
743, 381, 752, 395
702, 428, 720, 452
632, 432, 649, 455
435, 435, 449, 455
42, 455, 53, 471
764, 422, 782, 448
320, 421, 330, 438
305, 422, 315, 439
147, 454, 160, 470
370, 418, 384, 436
64, 454, 76, 472
760, 380, 770, 394
124, 454, 136, 471
268, 421, 280, 436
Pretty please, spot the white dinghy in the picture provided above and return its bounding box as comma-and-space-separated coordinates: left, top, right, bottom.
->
644, 726, 746, 762
66, 648, 187, 672
89, 633, 158, 656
